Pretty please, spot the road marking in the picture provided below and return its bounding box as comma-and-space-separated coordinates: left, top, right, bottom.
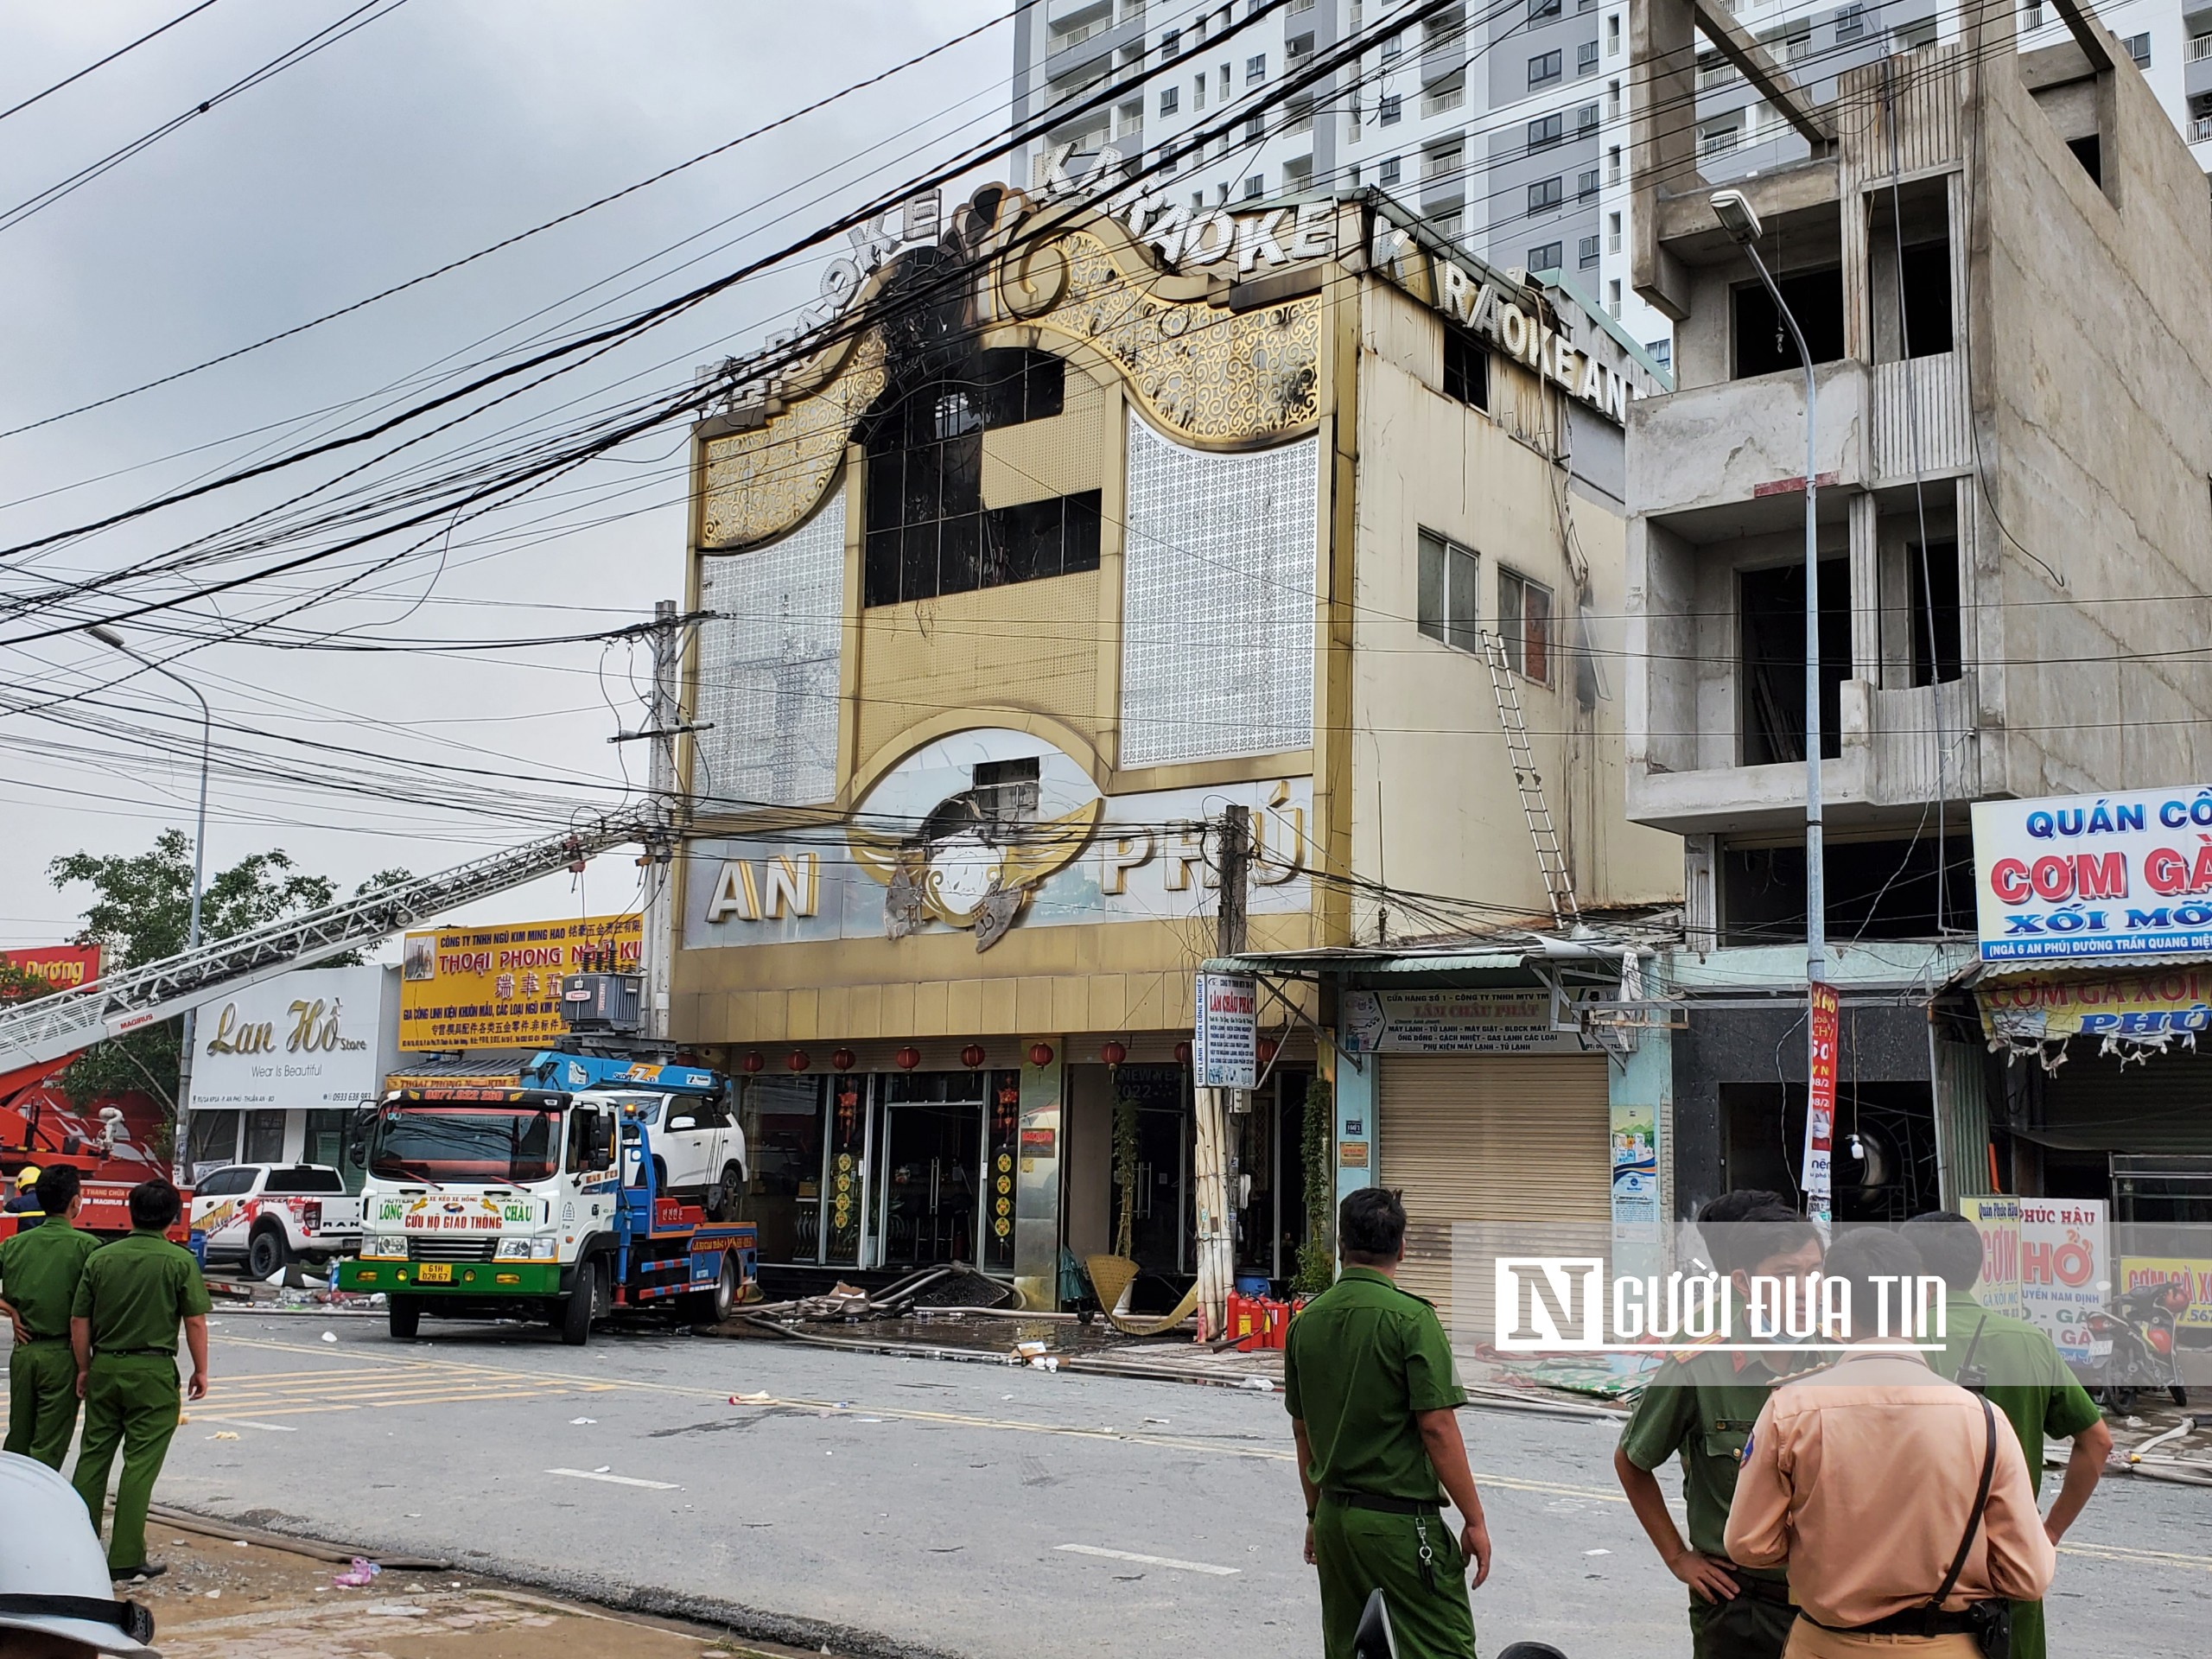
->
207, 1419, 298, 1432
2061, 1540, 2212, 1573
546, 1467, 680, 1491
209, 1336, 1624, 1502
1056, 1543, 1239, 1576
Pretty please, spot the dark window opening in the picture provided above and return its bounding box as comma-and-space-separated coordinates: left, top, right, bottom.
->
1897, 241, 1953, 357
1443, 325, 1489, 410
972, 757, 1041, 833
1731, 265, 1846, 378
1719, 831, 1976, 945
1721, 1081, 1942, 1222
2066, 134, 2101, 186
1738, 558, 1849, 766
1907, 540, 1961, 686
862, 350, 1098, 607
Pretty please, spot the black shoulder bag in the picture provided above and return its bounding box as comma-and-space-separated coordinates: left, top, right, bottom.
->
1923, 1394, 2012, 1659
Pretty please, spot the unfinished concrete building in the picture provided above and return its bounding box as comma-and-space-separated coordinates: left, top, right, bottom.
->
1617, 0, 2212, 1219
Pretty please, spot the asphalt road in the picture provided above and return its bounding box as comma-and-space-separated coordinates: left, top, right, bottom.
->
25, 1313, 2210, 1659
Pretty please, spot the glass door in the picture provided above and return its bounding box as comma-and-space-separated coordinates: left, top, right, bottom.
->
878, 1073, 985, 1269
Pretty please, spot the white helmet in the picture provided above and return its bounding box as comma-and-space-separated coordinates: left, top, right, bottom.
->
0, 1453, 159, 1655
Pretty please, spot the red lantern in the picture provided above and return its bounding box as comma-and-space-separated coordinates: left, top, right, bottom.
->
1101, 1039, 1128, 1067
894, 1046, 921, 1071
786, 1050, 810, 1072
1173, 1040, 1192, 1066
831, 1047, 856, 1073
741, 1052, 765, 1075
1256, 1035, 1280, 1066
960, 1043, 987, 1069
1027, 1042, 1054, 1067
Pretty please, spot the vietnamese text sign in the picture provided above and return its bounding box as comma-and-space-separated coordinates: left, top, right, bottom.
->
1978, 969, 2212, 1046
1192, 972, 1257, 1090
1338, 988, 1585, 1055
191, 964, 397, 1112
2, 944, 102, 992
2117, 1256, 2212, 1332
1802, 982, 1840, 1226
1966, 1196, 2024, 1318
2020, 1198, 2107, 1364
399, 913, 640, 1052
1972, 786, 2212, 960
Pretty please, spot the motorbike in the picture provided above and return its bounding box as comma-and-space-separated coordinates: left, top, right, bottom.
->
2082, 1278, 2194, 1411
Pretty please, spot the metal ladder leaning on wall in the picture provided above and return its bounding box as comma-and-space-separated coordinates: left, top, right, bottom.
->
1478, 629, 1581, 930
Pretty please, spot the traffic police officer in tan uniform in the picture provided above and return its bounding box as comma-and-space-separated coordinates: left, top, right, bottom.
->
0, 1165, 101, 1467
1615, 1192, 1822, 1659
1287, 1187, 1493, 1659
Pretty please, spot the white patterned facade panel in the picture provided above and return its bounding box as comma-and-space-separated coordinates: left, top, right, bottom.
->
1119, 415, 1319, 768
695, 491, 844, 809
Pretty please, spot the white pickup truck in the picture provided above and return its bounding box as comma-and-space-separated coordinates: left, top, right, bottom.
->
188, 1163, 365, 1278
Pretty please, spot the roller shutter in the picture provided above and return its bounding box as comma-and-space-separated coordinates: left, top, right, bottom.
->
1376, 1054, 1612, 1342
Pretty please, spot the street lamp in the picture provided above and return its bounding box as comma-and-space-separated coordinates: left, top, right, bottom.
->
1712, 188, 1835, 1224
89, 625, 210, 1185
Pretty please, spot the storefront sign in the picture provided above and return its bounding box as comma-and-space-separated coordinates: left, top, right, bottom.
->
2116, 1255, 2212, 1332
1977, 969, 2212, 1045
1972, 786, 2212, 960
398, 913, 640, 1052
1193, 972, 1258, 1090
190, 965, 397, 1112
1802, 982, 1840, 1226
2020, 1198, 2108, 1364
1338, 988, 1585, 1055
685, 730, 1310, 950
1965, 1196, 2024, 1318
2, 944, 102, 992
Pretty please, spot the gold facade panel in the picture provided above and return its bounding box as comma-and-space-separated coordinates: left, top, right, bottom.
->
1004, 233, 1322, 447
698, 333, 885, 550
979, 374, 1106, 508
853, 568, 1104, 772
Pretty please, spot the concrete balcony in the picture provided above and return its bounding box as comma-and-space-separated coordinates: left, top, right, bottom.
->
1870, 349, 1970, 480
1626, 674, 1984, 835
1627, 357, 1866, 528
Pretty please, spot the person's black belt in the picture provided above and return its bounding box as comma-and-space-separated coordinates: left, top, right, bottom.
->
93, 1348, 177, 1359
1730, 1573, 1794, 1606
15, 1330, 68, 1344
1322, 1490, 1441, 1515
1810, 1606, 1984, 1637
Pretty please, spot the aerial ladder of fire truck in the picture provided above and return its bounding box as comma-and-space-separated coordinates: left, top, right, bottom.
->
0, 809, 666, 1104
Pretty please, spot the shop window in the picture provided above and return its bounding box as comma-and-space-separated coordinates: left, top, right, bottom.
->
1738, 558, 1849, 764
1499, 569, 1553, 681
1731, 265, 1846, 378
1418, 528, 1481, 652
862, 350, 1101, 607
1908, 540, 1962, 686
1443, 324, 1489, 410
186, 1109, 241, 1174
245, 1109, 287, 1163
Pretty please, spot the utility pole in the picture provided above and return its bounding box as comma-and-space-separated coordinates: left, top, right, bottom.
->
1193, 804, 1249, 1340
611, 601, 712, 1046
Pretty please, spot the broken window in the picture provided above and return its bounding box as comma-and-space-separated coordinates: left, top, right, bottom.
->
1443, 324, 1490, 410
1499, 568, 1553, 682
1738, 558, 1850, 766
1719, 832, 1976, 944
971, 758, 1042, 836
1908, 540, 1962, 685
862, 349, 1101, 607
1731, 265, 1845, 378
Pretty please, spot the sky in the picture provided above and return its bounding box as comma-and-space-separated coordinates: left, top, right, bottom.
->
0, 0, 1008, 953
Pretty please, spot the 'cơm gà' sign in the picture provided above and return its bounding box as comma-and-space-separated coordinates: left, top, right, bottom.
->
1973, 786, 2212, 960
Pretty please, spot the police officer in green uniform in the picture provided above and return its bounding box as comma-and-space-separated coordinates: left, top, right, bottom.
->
0, 1165, 101, 1468
1904, 1209, 2112, 1659
1614, 1192, 1822, 1659
69, 1179, 211, 1580
1286, 1187, 1491, 1659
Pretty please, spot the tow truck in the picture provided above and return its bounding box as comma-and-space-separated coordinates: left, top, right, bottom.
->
337, 1058, 758, 1344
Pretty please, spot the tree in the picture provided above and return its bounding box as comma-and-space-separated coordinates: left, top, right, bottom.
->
46, 830, 410, 1113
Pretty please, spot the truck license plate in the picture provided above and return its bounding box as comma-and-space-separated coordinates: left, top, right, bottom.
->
416, 1262, 453, 1284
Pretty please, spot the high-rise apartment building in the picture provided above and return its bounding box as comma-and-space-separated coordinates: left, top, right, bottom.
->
1011, 0, 2212, 375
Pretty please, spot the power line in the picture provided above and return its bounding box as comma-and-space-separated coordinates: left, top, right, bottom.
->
0, 0, 225, 127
